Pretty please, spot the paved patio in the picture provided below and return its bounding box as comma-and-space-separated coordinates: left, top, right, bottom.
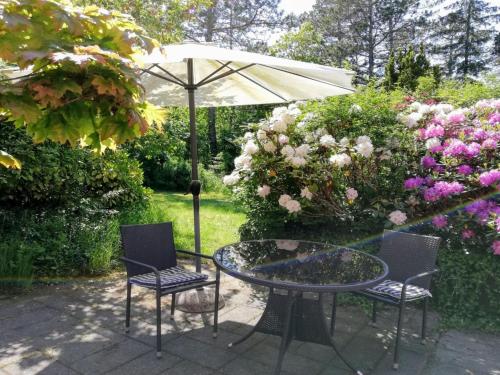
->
1, 262, 499, 375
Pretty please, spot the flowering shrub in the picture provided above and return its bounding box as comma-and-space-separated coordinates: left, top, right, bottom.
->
399, 98, 499, 255
224, 88, 414, 238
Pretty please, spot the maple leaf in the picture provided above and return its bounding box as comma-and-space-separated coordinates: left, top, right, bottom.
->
91, 76, 125, 97
31, 83, 63, 108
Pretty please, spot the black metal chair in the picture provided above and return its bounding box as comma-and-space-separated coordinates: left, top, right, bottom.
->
120, 222, 220, 358
330, 230, 440, 370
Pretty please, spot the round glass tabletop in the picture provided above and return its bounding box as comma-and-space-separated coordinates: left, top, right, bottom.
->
214, 240, 388, 292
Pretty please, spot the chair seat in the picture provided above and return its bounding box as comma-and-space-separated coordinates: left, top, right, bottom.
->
129, 266, 208, 289
366, 279, 431, 301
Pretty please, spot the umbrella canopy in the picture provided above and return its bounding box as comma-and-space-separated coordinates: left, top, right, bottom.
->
140, 42, 355, 107
140, 42, 355, 275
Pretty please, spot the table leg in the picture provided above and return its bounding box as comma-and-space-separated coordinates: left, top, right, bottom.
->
318, 293, 364, 375
274, 291, 295, 375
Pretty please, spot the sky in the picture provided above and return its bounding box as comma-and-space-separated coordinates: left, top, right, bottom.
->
279, 0, 316, 15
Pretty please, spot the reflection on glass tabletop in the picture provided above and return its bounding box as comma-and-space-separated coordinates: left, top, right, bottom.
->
214, 240, 388, 292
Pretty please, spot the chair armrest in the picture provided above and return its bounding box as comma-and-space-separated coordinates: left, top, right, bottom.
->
120, 257, 161, 288
400, 269, 439, 301
176, 249, 213, 260
404, 269, 439, 285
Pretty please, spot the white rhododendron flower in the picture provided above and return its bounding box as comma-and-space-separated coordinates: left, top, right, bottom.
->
285, 199, 301, 213
256, 129, 267, 141
356, 135, 371, 145
243, 132, 254, 140
271, 119, 287, 133
272, 106, 287, 118
294, 144, 310, 157
349, 104, 362, 113
389, 210, 407, 225
288, 156, 307, 167
434, 103, 454, 113
409, 102, 422, 111
287, 104, 301, 117
425, 137, 441, 150
223, 173, 240, 186
355, 141, 374, 157
320, 134, 336, 147
278, 194, 292, 207
281, 145, 295, 157
330, 153, 352, 168
303, 112, 315, 122
234, 155, 252, 170
405, 112, 423, 128
339, 137, 350, 147
257, 185, 271, 198
278, 134, 289, 144
301, 187, 313, 200
244, 140, 259, 155
418, 104, 431, 114
262, 141, 277, 153
346, 187, 358, 201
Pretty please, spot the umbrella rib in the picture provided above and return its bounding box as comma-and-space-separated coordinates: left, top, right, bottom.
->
197, 63, 256, 87
256, 64, 355, 92
141, 68, 185, 87
213, 60, 287, 102
196, 61, 232, 86
153, 64, 188, 86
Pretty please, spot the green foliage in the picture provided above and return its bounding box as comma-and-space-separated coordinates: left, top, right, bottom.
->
384, 44, 436, 92
0, 0, 164, 151
0, 122, 147, 207
436, 77, 500, 107
270, 21, 326, 64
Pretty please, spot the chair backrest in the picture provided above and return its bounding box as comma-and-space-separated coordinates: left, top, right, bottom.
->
378, 230, 440, 289
120, 222, 177, 277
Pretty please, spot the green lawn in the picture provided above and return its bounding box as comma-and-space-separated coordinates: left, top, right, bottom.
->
151, 191, 246, 255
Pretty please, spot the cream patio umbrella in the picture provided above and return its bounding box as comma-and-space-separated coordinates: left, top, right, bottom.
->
140, 42, 355, 310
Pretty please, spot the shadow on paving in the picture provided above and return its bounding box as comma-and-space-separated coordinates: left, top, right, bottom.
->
0, 262, 477, 375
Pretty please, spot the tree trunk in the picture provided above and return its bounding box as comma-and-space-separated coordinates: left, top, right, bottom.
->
367, 0, 375, 77
204, 3, 218, 157
463, 0, 473, 77
207, 107, 218, 156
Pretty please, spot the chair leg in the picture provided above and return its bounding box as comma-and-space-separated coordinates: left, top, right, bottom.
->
170, 293, 176, 320
369, 300, 377, 327
393, 300, 406, 370
125, 282, 131, 333
213, 267, 221, 338
156, 288, 162, 359
421, 298, 428, 343
330, 293, 337, 336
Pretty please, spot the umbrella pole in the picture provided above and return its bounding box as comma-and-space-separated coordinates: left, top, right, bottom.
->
187, 58, 202, 273
174, 59, 225, 313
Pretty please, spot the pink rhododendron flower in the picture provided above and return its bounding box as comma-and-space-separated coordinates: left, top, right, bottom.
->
488, 112, 500, 125
257, 185, 271, 198
457, 164, 473, 175
464, 200, 499, 224
424, 125, 444, 138
473, 128, 488, 141
461, 229, 475, 239
346, 188, 358, 201
447, 110, 466, 124
432, 215, 448, 229
466, 142, 481, 158
493, 240, 500, 255
496, 217, 500, 233
421, 156, 437, 169
479, 169, 500, 186
423, 181, 464, 201
404, 177, 425, 190
443, 139, 468, 157
433, 165, 445, 173
481, 138, 497, 150
389, 210, 407, 225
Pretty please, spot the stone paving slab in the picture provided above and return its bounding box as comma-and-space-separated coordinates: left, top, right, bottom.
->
0, 263, 498, 375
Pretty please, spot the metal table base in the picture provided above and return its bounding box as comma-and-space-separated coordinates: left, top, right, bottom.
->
228, 289, 363, 375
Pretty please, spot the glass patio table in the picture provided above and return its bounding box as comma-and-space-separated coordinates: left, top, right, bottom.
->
213, 240, 388, 375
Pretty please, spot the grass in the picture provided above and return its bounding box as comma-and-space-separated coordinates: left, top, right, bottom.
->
151, 191, 247, 255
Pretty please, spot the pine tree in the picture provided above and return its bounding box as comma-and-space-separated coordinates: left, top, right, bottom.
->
383, 50, 398, 90
430, 0, 499, 78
